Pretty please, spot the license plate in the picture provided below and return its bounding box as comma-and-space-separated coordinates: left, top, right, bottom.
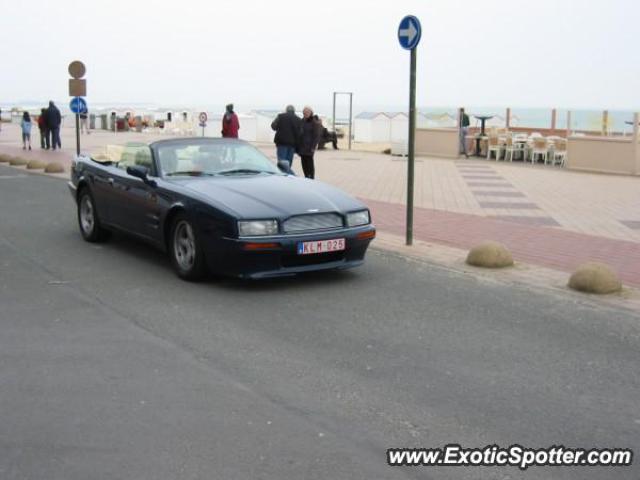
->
297, 238, 345, 255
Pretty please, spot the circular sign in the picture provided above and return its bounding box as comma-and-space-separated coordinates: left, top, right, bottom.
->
398, 15, 422, 50
69, 97, 88, 114
198, 112, 208, 123
68, 60, 86, 79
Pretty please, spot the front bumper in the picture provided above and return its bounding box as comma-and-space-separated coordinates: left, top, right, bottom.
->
202, 225, 376, 279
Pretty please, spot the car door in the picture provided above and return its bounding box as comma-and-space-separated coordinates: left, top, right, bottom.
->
109, 145, 162, 241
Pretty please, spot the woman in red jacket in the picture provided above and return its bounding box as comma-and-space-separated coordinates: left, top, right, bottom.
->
221, 103, 240, 138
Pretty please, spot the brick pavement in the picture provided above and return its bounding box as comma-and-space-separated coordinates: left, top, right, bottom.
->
364, 198, 640, 287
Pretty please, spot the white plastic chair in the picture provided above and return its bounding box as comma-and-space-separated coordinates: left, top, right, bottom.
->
486, 136, 503, 160
504, 135, 526, 162
552, 139, 567, 167
530, 137, 548, 164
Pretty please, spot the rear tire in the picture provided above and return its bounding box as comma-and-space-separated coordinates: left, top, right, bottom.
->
77, 188, 109, 242
169, 214, 207, 281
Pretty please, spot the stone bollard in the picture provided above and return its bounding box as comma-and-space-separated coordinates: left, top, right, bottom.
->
466, 241, 514, 268
568, 262, 622, 294
45, 162, 65, 174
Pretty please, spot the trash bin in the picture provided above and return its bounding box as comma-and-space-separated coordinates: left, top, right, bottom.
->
89, 114, 96, 130
100, 114, 108, 130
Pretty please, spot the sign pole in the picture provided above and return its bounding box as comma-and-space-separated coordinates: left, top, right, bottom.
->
75, 112, 81, 156
398, 15, 420, 246
406, 46, 417, 246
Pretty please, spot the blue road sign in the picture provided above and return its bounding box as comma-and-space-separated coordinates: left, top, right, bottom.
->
69, 97, 87, 114
398, 15, 421, 50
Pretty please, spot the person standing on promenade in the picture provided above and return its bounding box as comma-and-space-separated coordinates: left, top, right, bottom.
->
46, 101, 62, 150
298, 109, 322, 179
221, 103, 240, 138
459, 107, 470, 158
38, 108, 50, 149
271, 105, 302, 172
80, 107, 90, 134
20, 111, 32, 150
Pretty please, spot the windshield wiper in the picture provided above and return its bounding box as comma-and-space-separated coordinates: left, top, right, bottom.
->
166, 171, 215, 177
217, 168, 274, 176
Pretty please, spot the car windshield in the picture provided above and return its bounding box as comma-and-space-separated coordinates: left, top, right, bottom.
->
156, 141, 281, 177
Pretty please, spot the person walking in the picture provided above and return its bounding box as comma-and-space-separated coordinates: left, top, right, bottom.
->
459, 107, 470, 158
20, 111, 33, 150
271, 105, 301, 172
221, 103, 240, 138
38, 108, 50, 149
298, 108, 322, 179
46, 101, 62, 150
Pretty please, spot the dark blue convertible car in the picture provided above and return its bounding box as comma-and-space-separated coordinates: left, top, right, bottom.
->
68, 138, 375, 279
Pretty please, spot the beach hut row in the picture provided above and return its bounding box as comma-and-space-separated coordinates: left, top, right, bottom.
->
353, 111, 458, 143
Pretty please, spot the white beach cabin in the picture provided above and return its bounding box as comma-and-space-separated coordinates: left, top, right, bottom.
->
354, 112, 392, 143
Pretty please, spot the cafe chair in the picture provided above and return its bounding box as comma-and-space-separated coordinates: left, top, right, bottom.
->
530, 137, 549, 164
504, 135, 526, 162
552, 139, 568, 167
487, 136, 503, 160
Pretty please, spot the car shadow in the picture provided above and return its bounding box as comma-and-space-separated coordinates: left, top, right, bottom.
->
208, 268, 363, 292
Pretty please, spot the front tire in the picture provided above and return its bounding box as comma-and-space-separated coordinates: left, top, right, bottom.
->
169, 214, 207, 280
77, 188, 108, 242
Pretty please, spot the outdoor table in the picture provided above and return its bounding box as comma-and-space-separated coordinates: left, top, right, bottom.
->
473, 115, 494, 156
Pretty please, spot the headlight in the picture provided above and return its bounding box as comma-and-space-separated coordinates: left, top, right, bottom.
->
238, 220, 279, 236
346, 210, 370, 227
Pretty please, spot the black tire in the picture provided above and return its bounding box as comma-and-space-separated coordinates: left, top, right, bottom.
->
169, 213, 207, 280
77, 188, 109, 242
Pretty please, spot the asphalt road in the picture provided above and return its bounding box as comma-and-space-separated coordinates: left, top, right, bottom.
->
0, 164, 639, 480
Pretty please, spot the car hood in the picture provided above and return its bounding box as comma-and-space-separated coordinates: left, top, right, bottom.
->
174, 174, 366, 219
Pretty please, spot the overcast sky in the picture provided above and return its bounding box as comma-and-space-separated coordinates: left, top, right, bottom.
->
1, 0, 638, 113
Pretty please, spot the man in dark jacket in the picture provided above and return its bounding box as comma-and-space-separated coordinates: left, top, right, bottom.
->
46, 101, 62, 150
271, 105, 301, 171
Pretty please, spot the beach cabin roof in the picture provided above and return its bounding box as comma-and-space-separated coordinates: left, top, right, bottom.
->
355, 112, 390, 120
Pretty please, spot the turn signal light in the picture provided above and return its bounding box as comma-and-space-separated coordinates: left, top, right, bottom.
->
356, 229, 376, 240
241, 242, 281, 251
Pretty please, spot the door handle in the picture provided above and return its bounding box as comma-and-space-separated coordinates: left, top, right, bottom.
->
107, 177, 114, 186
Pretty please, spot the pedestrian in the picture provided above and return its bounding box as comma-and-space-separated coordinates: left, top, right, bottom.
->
221, 103, 240, 138
38, 108, 50, 149
317, 117, 338, 150
46, 101, 62, 150
298, 108, 322, 179
459, 107, 470, 158
271, 105, 302, 172
20, 111, 32, 150
80, 107, 90, 134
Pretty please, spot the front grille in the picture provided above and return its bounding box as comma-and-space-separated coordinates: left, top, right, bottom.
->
282, 213, 343, 233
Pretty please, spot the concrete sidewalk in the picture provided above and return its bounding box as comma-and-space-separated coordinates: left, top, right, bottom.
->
1, 123, 639, 286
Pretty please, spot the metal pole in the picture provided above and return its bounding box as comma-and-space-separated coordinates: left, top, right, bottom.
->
348, 93, 353, 150
332, 92, 336, 134
75, 112, 80, 156
633, 112, 639, 175
406, 47, 417, 246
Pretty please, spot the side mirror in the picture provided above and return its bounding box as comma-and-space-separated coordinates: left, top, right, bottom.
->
126, 165, 156, 186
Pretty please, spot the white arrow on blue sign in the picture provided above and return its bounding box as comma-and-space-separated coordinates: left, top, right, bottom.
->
398, 15, 421, 50
69, 97, 88, 114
